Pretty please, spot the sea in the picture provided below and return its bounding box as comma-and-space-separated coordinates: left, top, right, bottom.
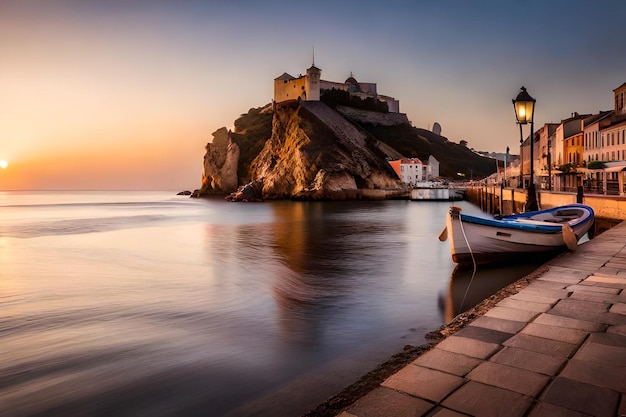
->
0, 191, 547, 417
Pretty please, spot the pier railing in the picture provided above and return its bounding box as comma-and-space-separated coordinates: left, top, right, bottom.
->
465, 185, 623, 235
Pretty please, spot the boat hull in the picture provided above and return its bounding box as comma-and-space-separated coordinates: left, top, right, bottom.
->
446, 204, 594, 266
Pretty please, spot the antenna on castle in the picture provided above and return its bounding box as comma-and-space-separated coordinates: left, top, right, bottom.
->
312, 45, 315, 66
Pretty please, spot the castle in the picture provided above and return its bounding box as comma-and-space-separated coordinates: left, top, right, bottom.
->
273, 62, 400, 113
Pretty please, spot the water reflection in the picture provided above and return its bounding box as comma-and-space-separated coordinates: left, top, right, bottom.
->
268, 202, 410, 350
269, 202, 400, 307
0, 194, 468, 417
440, 259, 553, 321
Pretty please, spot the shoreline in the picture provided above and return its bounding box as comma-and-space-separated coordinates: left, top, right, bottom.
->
303, 262, 553, 417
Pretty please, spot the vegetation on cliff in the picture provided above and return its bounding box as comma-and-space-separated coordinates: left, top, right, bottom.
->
229, 106, 273, 184
358, 123, 496, 179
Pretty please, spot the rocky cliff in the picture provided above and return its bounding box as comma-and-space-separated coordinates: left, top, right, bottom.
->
250, 101, 402, 200
196, 99, 496, 200
197, 127, 240, 195
198, 101, 403, 200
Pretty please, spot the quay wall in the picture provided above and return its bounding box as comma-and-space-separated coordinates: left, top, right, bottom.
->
466, 186, 623, 234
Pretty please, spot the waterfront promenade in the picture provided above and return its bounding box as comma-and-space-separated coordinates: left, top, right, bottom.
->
336, 222, 626, 417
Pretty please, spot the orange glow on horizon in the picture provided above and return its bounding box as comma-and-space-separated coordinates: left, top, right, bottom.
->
0, 137, 204, 191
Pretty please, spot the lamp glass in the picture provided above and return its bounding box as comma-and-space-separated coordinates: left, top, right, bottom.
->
513, 87, 535, 124
514, 100, 534, 124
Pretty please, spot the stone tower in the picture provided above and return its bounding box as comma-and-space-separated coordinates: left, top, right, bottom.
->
305, 64, 321, 101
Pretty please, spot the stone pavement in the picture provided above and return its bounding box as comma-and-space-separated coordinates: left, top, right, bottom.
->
337, 222, 626, 417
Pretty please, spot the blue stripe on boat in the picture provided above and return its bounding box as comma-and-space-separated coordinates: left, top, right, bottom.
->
457, 204, 594, 234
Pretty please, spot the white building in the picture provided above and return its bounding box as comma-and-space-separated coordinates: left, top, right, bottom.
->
388, 156, 440, 185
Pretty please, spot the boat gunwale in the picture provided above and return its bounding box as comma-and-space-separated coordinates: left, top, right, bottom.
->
455, 204, 594, 234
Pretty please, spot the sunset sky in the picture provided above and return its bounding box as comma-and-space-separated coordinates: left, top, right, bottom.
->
1, 0, 625, 190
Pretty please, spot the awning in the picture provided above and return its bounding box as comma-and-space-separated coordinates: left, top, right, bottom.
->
604, 166, 626, 173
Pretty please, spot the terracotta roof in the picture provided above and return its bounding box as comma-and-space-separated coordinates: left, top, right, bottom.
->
400, 158, 423, 164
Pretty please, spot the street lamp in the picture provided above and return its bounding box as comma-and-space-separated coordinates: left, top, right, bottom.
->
513, 86, 538, 211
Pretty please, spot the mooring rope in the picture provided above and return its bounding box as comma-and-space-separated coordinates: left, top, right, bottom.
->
458, 213, 477, 313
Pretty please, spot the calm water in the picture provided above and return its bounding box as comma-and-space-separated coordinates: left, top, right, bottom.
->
0, 192, 545, 416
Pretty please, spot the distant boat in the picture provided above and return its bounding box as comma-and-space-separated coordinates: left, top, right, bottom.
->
440, 204, 595, 266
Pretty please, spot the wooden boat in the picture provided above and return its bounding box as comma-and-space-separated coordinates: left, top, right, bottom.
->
440, 204, 595, 265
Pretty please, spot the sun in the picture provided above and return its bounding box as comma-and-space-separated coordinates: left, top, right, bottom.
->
0, 160, 8, 169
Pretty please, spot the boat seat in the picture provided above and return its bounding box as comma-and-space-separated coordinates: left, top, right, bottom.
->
516, 219, 565, 226
528, 214, 566, 223
555, 210, 581, 216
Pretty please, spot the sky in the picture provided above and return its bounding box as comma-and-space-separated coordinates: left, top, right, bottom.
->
1, 0, 625, 190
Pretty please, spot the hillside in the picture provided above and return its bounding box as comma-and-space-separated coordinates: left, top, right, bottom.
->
228, 104, 496, 182
197, 101, 497, 199
357, 123, 496, 179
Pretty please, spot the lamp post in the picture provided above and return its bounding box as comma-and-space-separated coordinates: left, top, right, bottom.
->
513, 86, 538, 211
518, 125, 523, 189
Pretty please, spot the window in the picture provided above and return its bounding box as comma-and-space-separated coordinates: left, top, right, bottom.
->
401, 166, 404, 171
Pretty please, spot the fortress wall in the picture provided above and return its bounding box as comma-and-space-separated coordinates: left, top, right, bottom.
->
320, 80, 348, 92
274, 77, 307, 103
358, 82, 377, 94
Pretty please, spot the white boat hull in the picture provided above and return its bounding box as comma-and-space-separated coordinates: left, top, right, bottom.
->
445, 204, 594, 265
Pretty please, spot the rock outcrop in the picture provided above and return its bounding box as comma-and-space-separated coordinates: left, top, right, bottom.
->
225, 179, 264, 202
248, 101, 402, 200
198, 127, 240, 195
197, 99, 500, 201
